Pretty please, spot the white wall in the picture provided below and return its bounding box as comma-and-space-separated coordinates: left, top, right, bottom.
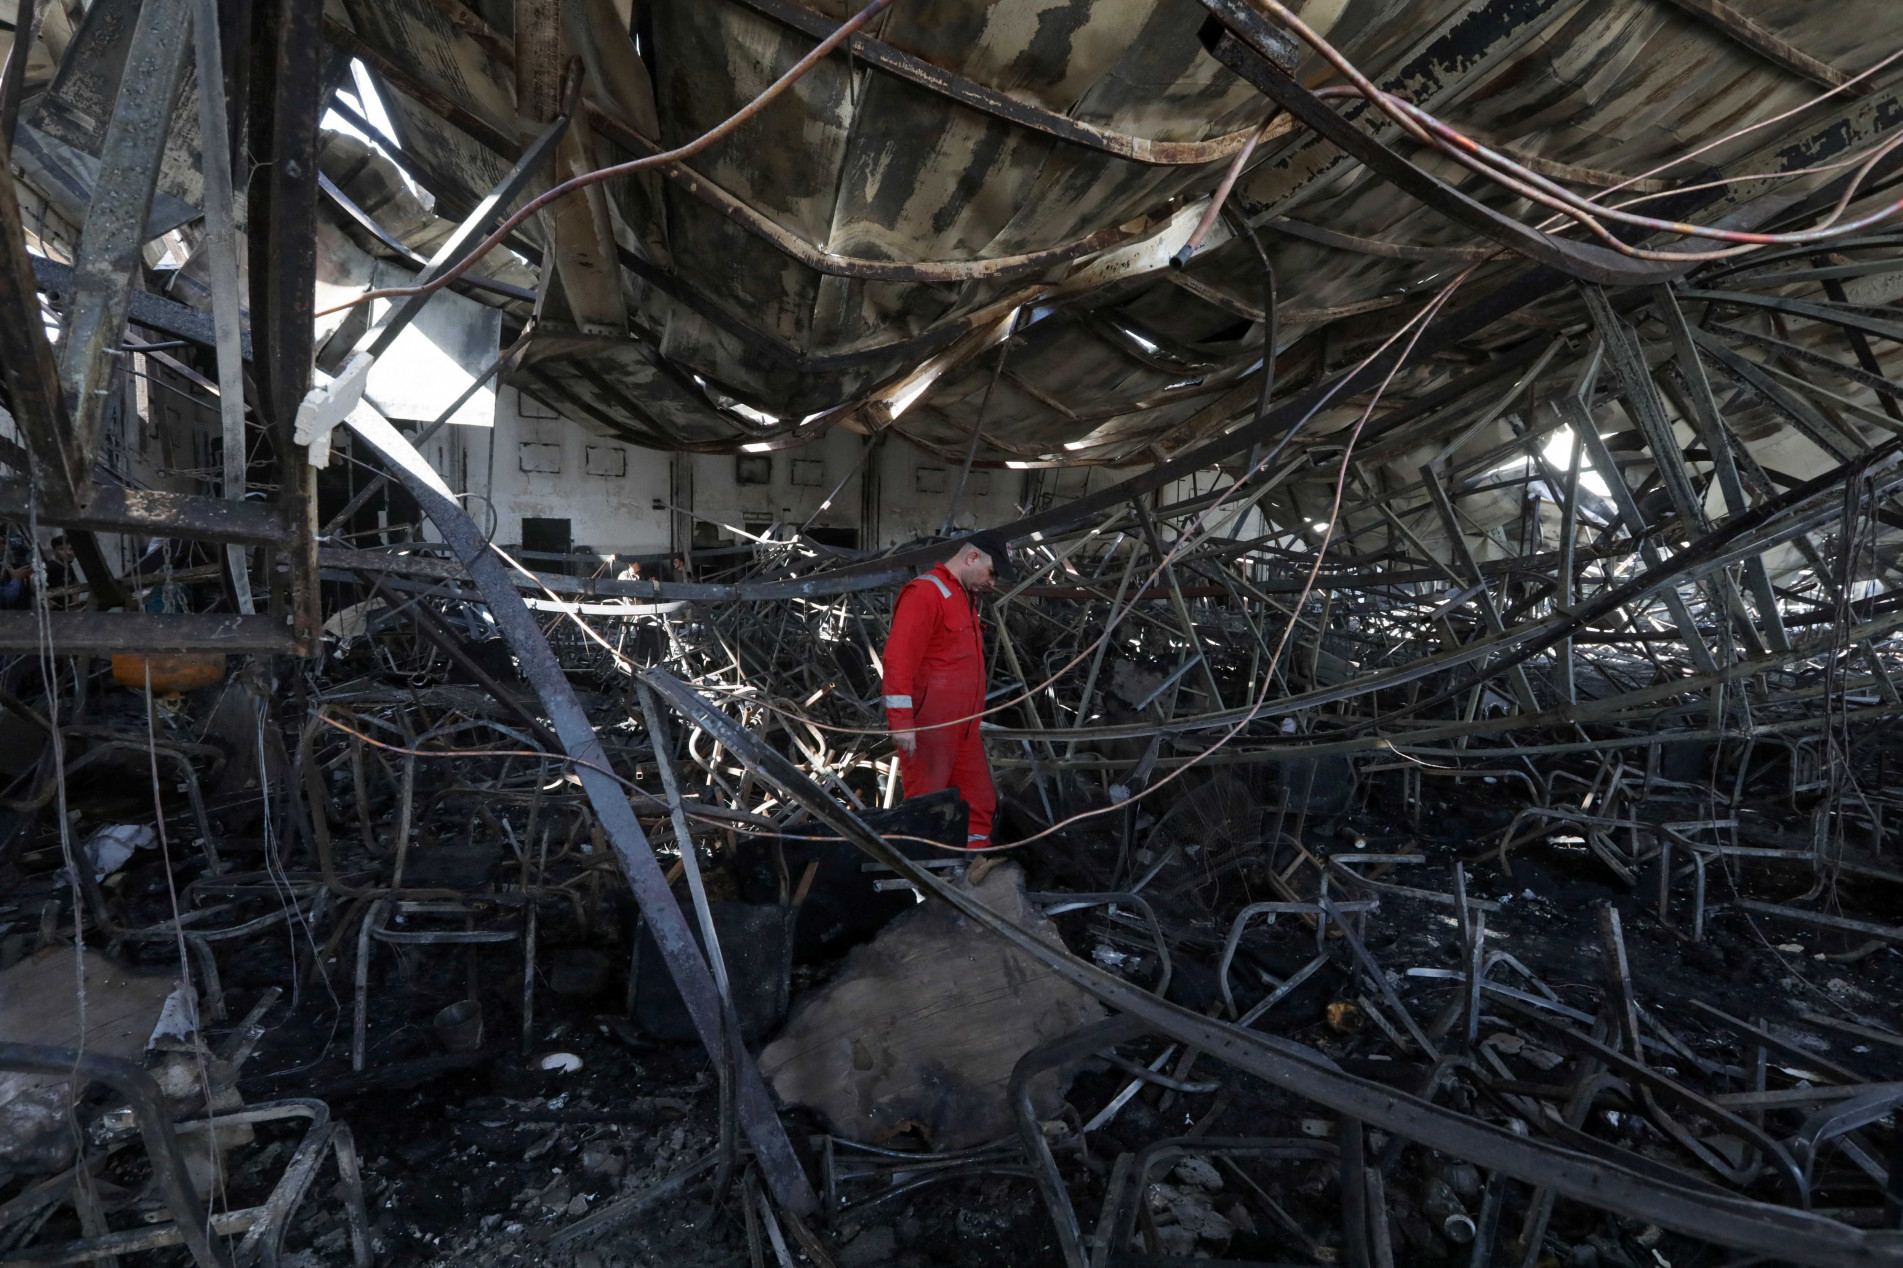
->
868, 438, 1028, 547
434, 386, 673, 554
687, 427, 870, 546
424, 390, 1034, 556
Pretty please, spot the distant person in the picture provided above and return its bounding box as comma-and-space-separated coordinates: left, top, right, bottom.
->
41, 536, 78, 607
0, 541, 31, 609
881, 532, 1015, 848
617, 559, 643, 582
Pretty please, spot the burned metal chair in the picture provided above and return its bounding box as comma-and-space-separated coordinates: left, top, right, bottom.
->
1009, 1017, 1231, 1268
4, 726, 225, 874
323, 716, 578, 1072
818, 1135, 1032, 1217
350, 894, 533, 1070
0, 1044, 371, 1268
1028, 891, 1174, 1000
1365, 758, 1549, 831
1092, 1136, 1340, 1266
1213, 894, 1375, 1021
110, 875, 331, 1022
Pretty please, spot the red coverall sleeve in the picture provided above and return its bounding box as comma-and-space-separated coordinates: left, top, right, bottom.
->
882, 580, 938, 732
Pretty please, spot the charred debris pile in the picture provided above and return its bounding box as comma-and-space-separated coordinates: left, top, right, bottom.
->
6, 0, 1903, 1263
5, 500, 1903, 1268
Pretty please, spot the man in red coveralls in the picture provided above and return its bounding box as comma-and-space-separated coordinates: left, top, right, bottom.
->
882, 532, 1016, 847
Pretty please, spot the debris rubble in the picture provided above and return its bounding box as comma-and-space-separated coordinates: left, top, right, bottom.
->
5, 0, 1903, 1265
760, 861, 1105, 1150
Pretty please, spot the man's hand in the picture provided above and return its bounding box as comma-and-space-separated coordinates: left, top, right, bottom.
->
893, 729, 917, 756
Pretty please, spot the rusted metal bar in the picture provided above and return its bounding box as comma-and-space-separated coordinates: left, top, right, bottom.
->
410, 0, 516, 65
0, 129, 83, 506
1693, 324, 1862, 464
636, 682, 742, 1197
1595, 905, 1644, 1064
1656, 290, 1791, 652
54, 0, 194, 496
1133, 497, 1228, 710
30, 256, 251, 359
322, 18, 519, 157
1585, 285, 1766, 658
0, 0, 34, 145
361, 98, 573, 362
1704, 320, 1903, 412
1731, 899, 1903, 945
1654, 0, 1863, 93
247, 0, 325, 655
0, 478, 294, 547
0, 612, 298, 652
317, 174, 538, 303
1680, 289, 1903, 351
1340, 1116, 1372, 1268
189, 0, 256, 615
1420, 463, 1541, 711
1557, 393, 1722, 675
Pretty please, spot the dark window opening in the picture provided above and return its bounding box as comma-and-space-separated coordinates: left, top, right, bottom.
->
521, 517, 572, 572
805, 526, 858, 551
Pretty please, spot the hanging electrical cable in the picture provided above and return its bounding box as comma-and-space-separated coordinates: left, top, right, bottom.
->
1211, 0, 1903, 263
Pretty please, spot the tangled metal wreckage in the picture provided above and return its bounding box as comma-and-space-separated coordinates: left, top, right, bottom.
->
14, 0, 1903, 1264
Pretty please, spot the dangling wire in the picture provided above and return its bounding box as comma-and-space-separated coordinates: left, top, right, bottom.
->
145, 663, 230, 1249
28, 472, 89, 1173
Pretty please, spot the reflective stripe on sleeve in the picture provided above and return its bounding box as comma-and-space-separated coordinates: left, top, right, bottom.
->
923, 574, 951, 599
884, 695, 914, 709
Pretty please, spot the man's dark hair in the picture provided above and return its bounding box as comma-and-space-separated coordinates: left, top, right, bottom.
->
49, 535, 68, 548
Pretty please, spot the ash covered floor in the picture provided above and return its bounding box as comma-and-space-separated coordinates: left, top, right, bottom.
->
10, 690, 1903, 1268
